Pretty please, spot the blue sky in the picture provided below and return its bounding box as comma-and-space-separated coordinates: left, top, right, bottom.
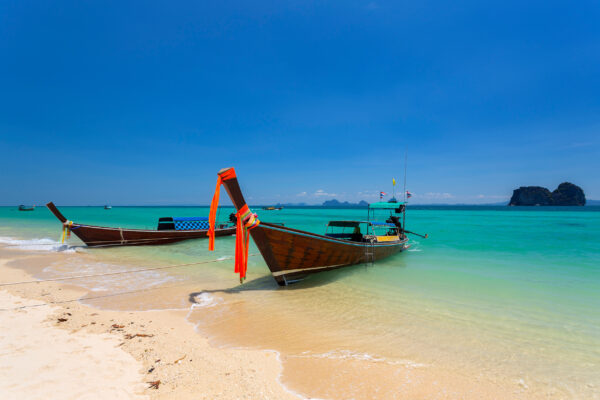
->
1, 0, 599, 205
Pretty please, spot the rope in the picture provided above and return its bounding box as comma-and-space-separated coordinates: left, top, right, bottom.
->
0, 254, 260, 287
0, 278, 206, 311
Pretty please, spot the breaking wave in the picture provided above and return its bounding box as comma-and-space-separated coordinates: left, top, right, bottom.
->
0, 236, 77, 253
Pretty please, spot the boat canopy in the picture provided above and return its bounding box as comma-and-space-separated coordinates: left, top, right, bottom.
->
368, 201, 405, 209
327, 220, 396, 228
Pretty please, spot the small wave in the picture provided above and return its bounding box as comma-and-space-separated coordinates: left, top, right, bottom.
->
191, 292, 224, 309
0, 236, 77, 253
293, 350, 425, 368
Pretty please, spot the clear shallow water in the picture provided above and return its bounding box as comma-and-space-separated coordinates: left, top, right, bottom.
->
1, 205, 599, 397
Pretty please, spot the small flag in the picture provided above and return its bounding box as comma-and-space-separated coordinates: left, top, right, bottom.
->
380, 191, 386, 200
392, 178, 396, 186
406, 191, 412, 198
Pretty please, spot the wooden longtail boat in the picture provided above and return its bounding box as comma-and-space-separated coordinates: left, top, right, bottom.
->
211, 168, 410, 286
262, 206, 283, 210
18, 205, 35, 211
46, 202, 236, 247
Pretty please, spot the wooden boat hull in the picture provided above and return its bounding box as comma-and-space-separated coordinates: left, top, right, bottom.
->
46, 202, 235, 247
217, 168, 408, 285
251, 222, 407, 285
67, 224, 236, 247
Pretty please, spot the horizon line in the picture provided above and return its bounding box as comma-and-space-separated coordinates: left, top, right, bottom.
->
3, 202, 599, 207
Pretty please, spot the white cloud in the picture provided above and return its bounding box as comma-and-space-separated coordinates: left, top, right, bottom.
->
422, 192, 454, 199
357, 190, 379, 199
296, 191, 307, 197
314, 189, 337, 197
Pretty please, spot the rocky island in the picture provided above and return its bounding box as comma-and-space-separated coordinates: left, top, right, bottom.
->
322, 199, 369, 208
509, 182, 586, 206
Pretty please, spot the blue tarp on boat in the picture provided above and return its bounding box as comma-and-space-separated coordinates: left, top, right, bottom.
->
369, 221, 397, 227
172, 217, 209, 230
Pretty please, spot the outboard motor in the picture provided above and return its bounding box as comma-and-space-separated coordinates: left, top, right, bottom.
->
229, 213, 237, 224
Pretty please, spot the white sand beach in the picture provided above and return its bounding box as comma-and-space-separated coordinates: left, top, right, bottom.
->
0, 255, 298, 400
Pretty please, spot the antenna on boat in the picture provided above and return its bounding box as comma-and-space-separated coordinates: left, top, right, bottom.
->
403, 151, 407, 233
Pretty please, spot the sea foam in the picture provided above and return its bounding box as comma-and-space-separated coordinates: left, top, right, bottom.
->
294, 350, 425, 368
191, 292, 224, 309
0, 236, 76, 253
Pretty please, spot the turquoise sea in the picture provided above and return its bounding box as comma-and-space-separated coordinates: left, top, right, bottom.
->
1, 205, 599, 398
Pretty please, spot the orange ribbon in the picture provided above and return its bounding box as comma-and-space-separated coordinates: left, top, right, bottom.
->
207, 169, 237, 251
234, 204, 260, 282
207, 168, 259, 283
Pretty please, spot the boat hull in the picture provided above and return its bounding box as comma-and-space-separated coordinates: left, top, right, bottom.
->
216, 169, 408, 285
46, 202, 235, 247
69, 224, 236, 247
252, 223, 407, 285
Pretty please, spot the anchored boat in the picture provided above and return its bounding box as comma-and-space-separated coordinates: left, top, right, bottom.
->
208, 167, 413, 286
46, 202, 236, 247
18, 205, 35, 211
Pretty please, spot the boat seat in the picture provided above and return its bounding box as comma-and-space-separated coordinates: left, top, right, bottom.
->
157, 217, 175, 230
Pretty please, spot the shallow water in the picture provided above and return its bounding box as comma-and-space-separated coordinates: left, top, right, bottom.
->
1, 205, 599, 398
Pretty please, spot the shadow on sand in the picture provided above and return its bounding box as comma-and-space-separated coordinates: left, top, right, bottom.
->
188, 263, 370, 306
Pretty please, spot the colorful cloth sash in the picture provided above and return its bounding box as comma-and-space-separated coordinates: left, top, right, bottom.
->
61, 221, 73, 243
208, 168, 260, 283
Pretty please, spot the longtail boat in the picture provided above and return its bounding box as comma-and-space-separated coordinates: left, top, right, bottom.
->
18, 205, 35, 211
262, 206, 283, 210
46, 202, 236, 247
208, 168, 413, 286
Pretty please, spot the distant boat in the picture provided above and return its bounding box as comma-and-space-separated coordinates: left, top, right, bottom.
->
104, 205, 112, 209
18, 205, 35, 211
46, 202, 236, 247
262, 206, 283, 210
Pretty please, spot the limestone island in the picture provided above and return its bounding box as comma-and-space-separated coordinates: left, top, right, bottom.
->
509, 182, 586, 206
322, 199, 369, 208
